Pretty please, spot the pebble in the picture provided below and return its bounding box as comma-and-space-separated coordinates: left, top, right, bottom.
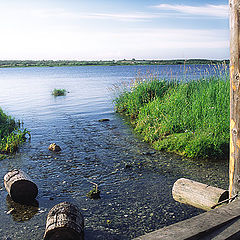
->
6, 208, 14, 215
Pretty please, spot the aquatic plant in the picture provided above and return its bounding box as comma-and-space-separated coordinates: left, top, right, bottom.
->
52, 88, 67, 96
114, 69, 230, 159
86, 182, 100, 199
0, 108, 30, 156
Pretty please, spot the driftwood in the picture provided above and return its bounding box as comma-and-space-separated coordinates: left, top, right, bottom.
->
43, 202, 84, 240
4, 169, 38, 203
172, 178, 229, 211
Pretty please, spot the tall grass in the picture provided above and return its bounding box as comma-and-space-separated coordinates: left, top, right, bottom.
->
114, 75, 177, 120
0, 108, 30, 156
114, 73, 229, 159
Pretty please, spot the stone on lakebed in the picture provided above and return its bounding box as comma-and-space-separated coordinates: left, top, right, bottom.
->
48, 143, 61, 152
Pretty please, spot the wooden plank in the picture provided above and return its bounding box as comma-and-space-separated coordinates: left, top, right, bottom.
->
133, 199, 240, 240
229, 0, 240, 198
172, 178, 228, 211
207, 217, 240, 240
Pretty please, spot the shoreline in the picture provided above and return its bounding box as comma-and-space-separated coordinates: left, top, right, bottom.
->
0, 59, 229, 69
114, 74, 229, 160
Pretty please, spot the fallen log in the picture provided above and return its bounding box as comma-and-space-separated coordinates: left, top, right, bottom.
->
172, 178, 229, 211
43, 202, 84, 240
4, 169, 38, 203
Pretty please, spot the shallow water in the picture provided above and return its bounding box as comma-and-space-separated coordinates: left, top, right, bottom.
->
0, 65, 228, 239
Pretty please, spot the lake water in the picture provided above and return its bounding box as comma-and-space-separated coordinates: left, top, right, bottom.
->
0, 65, 228, 239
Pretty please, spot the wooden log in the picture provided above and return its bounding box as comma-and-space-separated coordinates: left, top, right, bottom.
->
43, 202, 84, 240
172, 178, 229, 211
4, 169, 38, 203
229, 0, 240, 199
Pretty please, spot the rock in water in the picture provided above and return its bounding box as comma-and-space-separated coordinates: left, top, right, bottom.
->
48, 143, 61, 152
98, 119, 110, 122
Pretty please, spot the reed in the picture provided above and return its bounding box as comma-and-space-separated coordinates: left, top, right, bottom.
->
114, 72, 229, 159
0, 109, 30, 155
52, 88, 67, 96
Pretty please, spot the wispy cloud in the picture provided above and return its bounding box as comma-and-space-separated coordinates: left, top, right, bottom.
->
31, 8, 159, 22
153, 4, 228, 18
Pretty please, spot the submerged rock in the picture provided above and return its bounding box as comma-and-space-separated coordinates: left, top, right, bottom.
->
142, 151, 156, 156
98, 119, 110, 122
48, 143, 61, 152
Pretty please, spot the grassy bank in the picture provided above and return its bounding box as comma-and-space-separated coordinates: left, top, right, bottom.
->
114, 74, 229, 159
0, 109, 29, 157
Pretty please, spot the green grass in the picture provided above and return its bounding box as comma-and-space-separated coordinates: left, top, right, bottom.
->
0, 109, 30, 156
52, 88, 67, 96
114, 74, 229, 159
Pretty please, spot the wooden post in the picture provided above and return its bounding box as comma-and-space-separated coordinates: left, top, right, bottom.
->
43, 202, 84, 240
229, 0, 240, 198
4, 169, 38, 203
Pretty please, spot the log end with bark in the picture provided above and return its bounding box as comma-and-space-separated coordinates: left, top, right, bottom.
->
4, 169, 38, 203
44, 202, 84, 240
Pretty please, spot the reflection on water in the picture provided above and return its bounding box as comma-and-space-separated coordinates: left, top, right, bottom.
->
6, 195, 39, 222
0, 65, 228, 239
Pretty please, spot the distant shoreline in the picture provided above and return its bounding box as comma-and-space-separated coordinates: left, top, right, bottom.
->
0, 59, 229, 68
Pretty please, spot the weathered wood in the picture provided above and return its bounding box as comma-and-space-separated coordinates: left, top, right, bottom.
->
4, 169, 38, 203
172, 178, 229, 211
134, 199, 240, 240
43, 202, 84, 240
229, 0, 240, 198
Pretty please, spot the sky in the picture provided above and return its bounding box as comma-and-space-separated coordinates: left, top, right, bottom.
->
0, 0, 229, 60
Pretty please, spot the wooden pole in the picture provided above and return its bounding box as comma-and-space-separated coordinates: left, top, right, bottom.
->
229, 0, 240, 198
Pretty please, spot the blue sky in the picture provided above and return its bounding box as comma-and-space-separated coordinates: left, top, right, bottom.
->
0, 0, 229, 60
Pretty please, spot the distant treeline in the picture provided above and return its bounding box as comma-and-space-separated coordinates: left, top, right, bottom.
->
0, 59, 229, 68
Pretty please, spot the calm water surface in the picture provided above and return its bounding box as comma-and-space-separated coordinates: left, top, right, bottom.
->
0, 65, 228, 239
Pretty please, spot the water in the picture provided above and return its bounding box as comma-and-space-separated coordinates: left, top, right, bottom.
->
0, 65, 228, 239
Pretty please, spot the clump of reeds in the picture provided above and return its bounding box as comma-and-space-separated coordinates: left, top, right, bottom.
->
52, 88, 67, 96
114, 74, 177, 120
0, 108, 30, 155
114, 67, 229, 159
